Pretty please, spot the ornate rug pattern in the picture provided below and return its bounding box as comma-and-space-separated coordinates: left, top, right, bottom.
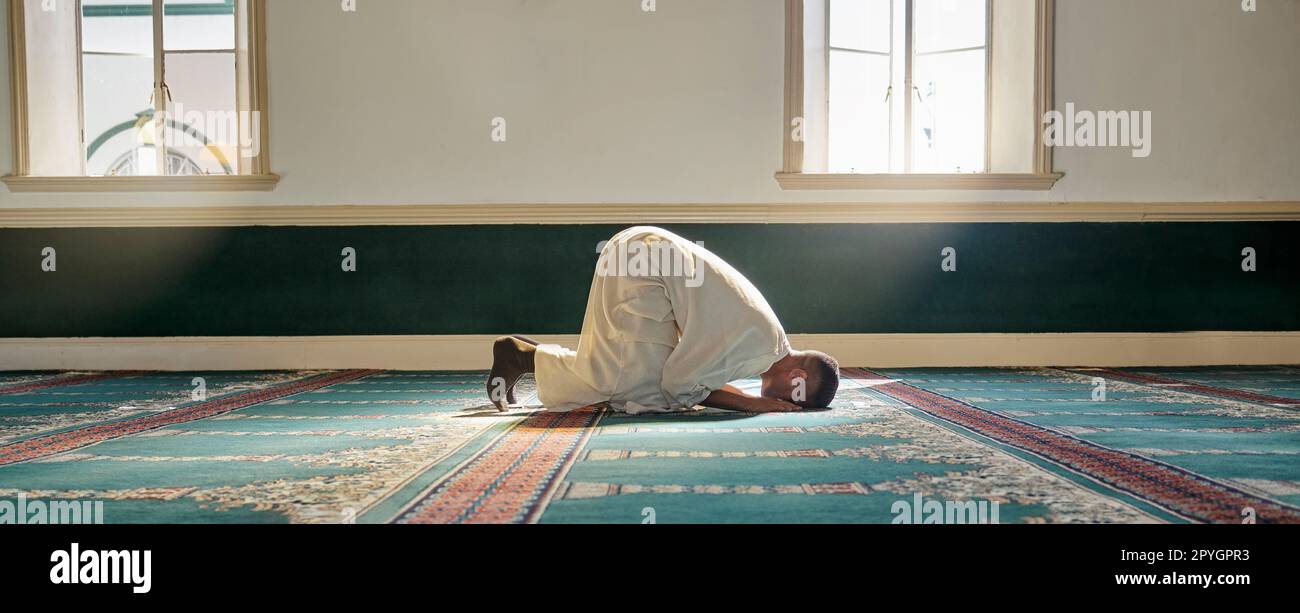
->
1, 367, 1296, 524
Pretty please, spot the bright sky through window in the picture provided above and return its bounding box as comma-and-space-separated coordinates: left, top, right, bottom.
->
826, 0, 988, 174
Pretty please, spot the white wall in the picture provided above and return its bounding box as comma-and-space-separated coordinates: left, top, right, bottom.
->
0, 0, 1297, 207
1055, 0, 1300, 202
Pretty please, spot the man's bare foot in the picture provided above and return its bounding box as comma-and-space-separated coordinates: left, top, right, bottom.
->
486, 336, 535, 411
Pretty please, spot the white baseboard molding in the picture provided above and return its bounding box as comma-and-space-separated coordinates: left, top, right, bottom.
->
1, 333, 1297, 371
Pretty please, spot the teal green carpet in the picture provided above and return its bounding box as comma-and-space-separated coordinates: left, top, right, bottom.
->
1, 367, 1297, 523
874, 367, 1300, 509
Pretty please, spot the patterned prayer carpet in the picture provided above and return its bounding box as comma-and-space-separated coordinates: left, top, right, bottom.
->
1, 367, 1297, 524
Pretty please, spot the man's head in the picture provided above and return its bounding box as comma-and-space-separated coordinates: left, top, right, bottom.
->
760, 350, 840, 409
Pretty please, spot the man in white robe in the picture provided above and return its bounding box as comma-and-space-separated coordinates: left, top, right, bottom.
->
486, 227, 840, 414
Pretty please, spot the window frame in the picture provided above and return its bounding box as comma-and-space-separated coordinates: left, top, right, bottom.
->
3, 0, 277, 192
779, 0, 1061, 190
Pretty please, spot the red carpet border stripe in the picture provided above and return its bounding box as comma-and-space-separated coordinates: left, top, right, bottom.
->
1076, 368, 1300, 408
846, 368, 1300, 524
394, 407, 604, 524
0, 372, 150, 396
0, 370, 382, 467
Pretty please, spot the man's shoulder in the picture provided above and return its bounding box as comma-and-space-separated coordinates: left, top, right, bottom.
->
605, 227, 706, 262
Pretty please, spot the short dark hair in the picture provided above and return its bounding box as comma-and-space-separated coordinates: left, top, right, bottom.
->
800, 351, 840, 408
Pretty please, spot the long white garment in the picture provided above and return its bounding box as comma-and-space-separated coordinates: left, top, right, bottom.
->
535, 227, 790, 414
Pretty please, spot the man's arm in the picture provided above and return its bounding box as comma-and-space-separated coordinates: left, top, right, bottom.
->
701, 385, 802, 413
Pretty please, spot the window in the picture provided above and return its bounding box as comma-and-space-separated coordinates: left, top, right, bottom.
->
4, 0, 275, 191
781, 0, 1060, 190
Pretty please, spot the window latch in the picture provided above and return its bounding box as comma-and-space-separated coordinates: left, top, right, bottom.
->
148, 83, 174, 107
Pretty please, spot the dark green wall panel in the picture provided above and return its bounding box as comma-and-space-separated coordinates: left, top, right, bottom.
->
0, 222, 1296, 337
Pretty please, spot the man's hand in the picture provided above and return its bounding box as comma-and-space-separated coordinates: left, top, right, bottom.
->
744, 397, 802, 413
701, 385, 803, 414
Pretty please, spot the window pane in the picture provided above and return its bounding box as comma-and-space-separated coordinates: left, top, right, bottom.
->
164, 52, 239, 175
164, 0, 236, 51
83, 54, 156, 176
828, 50, 891, 173
82, 1, 157, 176
829, 0, 891, 53
913, 0, 986, 53
82, 0, 153, 55
912, 48, 986, 173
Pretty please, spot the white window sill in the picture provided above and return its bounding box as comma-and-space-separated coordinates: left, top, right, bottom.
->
775, 172, 1063, 191
1, 174, 281, 193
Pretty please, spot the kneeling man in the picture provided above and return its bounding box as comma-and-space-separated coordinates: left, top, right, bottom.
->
487, 227, 839, 414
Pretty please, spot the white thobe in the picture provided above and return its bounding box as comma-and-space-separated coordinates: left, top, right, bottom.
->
534, 227, 790, 414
